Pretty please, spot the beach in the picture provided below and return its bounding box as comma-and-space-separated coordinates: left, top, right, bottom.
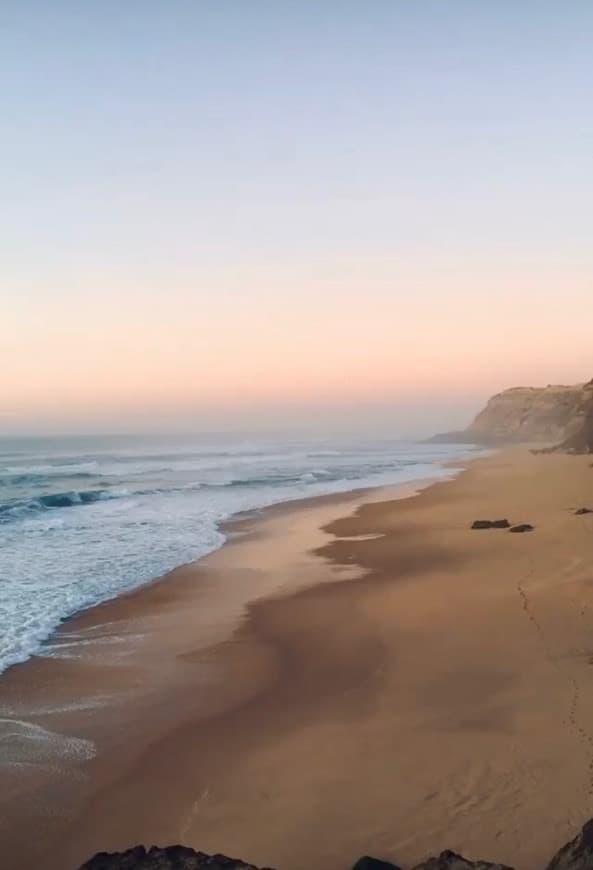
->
2, 448, 593, 870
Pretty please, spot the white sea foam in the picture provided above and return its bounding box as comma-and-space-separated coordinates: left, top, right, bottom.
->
0, 719, 96, 764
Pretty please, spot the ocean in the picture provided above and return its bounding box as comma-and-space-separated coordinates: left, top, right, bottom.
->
0, 433, 476, 674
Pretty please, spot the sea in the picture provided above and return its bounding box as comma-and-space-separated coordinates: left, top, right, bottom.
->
0, 433, 477, 675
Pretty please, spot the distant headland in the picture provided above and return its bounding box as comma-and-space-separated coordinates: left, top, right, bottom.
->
430, 379, 593, 452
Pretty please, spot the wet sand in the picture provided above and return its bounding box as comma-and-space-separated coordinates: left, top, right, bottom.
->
2, 449, 593, 869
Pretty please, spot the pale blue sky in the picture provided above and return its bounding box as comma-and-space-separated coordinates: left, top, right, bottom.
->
2, 2, 592, 434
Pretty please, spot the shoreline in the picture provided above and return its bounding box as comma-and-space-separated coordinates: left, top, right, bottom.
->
0, 472, 446, 698
3, 448, 593, 869
3, 462, 465, 677
1, 433, 475, 679
0, 471, 449, 870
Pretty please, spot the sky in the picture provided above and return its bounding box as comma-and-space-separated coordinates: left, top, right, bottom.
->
2, 1, 592, 436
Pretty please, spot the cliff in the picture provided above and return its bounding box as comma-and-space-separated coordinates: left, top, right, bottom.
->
77, 817, 593, 870
557, 394, 593, 453
432, 380, 593, 446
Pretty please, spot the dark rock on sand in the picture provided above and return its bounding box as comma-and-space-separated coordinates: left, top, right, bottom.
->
471, 520, 510, 529
509, 524, 534, 533
352, 858, 402, 870
412, 850, 513, 870
575, 507, 593, 515
546, 817, 593, 870
78, 845, 274, 869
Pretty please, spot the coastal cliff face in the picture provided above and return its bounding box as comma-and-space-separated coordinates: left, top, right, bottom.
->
558, 395, 593, 453
77, 817, 593, 870
433, 380, 593, 446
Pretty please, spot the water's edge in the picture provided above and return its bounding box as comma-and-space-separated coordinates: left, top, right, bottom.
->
0, 436, 480, 674
31, 465, 469, 676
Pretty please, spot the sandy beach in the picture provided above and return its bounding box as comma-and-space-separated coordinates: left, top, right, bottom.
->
2, 448, 593, 870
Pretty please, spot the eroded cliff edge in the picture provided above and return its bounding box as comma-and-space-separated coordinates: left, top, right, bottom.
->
432, 380, 593, 447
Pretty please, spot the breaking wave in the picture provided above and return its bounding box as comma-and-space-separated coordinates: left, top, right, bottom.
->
0, 488, 127, 521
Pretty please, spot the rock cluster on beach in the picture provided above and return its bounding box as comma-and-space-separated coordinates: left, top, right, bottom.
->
77, 817, 593, 870
470, 519, 534, 532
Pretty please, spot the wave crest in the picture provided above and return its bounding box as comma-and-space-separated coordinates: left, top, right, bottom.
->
0, 488, 127, 522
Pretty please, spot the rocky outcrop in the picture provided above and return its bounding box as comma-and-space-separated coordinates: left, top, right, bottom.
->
431, 380, 593, 446
353, 859, 402, 870
76, 817, 593, 870
78, 846, 274, 869
545, 817, 593, 870
412, 853, 512, 870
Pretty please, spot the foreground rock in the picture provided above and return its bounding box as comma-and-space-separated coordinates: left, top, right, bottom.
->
546, 817, 593, 870
353, 859, 401, 870
77, 817, 593, 870
412, 852, 512, 870
79, 846, 275, 869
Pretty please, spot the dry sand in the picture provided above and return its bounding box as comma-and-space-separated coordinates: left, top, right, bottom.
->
2, 449, 593, 870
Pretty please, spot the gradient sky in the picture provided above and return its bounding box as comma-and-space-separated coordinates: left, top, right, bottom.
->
2, 1, 592, 435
